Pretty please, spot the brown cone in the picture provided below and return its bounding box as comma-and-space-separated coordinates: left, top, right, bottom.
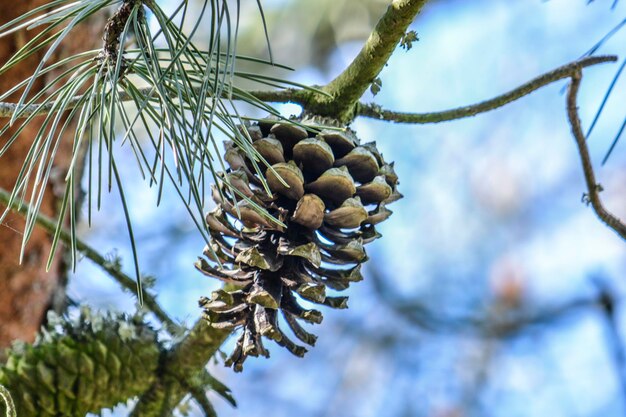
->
196, 117, 401, 371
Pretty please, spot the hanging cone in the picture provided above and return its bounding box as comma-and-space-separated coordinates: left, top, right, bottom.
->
196, 117, 402, 371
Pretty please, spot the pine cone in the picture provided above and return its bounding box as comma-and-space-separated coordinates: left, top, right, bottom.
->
0, 308, 160, 416
196, 117, 402, 371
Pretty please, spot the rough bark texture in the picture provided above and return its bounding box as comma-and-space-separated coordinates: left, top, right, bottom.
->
0, 1, 102, 348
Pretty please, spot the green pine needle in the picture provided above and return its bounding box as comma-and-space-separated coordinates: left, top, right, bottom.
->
0, 0, 317, 300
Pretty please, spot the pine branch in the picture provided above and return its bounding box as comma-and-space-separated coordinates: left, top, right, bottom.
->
0, 187, 180, 335
0, 55, 616, 127
357, 55, 618, 123
0, 0, 430, 124
0, 2, 622, 414
0, 304, 229, 417
309, 0, 430, 121
130, 319, 230, 416
566, 68, 626, 241
0, 87, 308, 119
184, 379, 219, 417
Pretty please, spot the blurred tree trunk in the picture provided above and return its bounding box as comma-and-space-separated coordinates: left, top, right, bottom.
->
0, 1, 102, 348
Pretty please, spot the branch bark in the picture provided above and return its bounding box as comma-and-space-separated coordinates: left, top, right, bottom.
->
307, 0, 430, 121
357, 55, 618, 123
566, 69, 626, 241
130, 320, 230, 416
0, 0, 430, 124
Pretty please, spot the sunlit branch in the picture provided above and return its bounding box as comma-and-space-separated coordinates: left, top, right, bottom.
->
0, 187, 181, 334
357, 55, 618, 124
566, 67, 626, 241
313, 0, 430, 121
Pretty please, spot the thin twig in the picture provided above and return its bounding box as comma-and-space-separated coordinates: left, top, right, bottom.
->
0, 187, 181, 334
357, 55, 618, 123
566, 68, 626, 241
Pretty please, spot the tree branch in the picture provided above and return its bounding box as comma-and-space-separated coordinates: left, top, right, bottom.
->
0, 56, 617, 129
566, 68, 626, 241
0, 188, 180, 335
130, 319, 230, 416
0, 87, 308, 119
357, 55, 618, 123
187, 383, 218, 417
309, 0, 430, 121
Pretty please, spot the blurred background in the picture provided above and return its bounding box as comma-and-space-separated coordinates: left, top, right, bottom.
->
71, 0, 626, 416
